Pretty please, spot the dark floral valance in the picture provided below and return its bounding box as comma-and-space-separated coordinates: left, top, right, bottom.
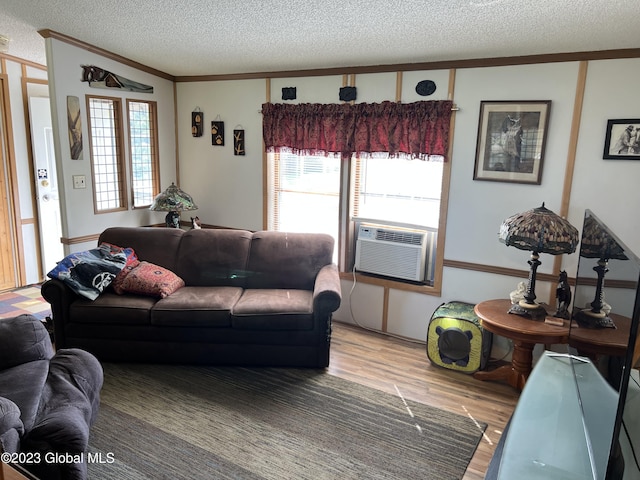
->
262, 100, 453, 160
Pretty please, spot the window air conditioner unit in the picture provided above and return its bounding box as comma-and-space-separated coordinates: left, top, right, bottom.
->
355, 225, 429, 282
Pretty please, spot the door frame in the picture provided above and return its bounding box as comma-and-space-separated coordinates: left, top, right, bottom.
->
23, 77, 50, 282
0, 74, 21, 290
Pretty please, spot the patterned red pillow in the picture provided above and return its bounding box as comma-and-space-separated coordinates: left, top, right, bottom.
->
119, 261, 185, 298
112, 258, 141, 294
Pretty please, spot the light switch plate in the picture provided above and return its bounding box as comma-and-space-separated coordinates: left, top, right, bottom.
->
73, 175, 86, 189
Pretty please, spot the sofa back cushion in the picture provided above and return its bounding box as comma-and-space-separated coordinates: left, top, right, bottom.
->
98, 227, 184, 273
245, 231, 334, 290
175, 229, 252, 287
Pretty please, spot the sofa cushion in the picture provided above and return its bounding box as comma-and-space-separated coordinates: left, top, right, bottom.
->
232, 289, 314, 330
175, 229, 252, 287
70, 293, 156, 325
98, 227, 184, 273
245, 231, 334, 290
151, 286, 242, 327
0, 315, 53, 369
119, 261, 185, 298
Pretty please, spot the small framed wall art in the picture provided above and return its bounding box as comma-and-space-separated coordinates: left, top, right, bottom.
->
603, 119, 640, 160
234, 129, 245, 156
192, 109, 203, 137
473, 100, 551, 185
211, 120, 225, 146
67, 96, 83, 160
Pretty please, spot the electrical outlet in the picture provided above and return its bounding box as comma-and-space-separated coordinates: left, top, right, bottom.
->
73, 175, 86, 189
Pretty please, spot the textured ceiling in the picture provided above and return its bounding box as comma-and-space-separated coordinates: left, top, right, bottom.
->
1, 0, 639, 77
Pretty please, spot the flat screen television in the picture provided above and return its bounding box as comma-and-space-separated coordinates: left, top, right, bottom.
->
569, 209, 640, 479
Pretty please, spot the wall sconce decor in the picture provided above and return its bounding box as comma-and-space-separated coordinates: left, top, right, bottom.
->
415, 80, 437, 96
339, 86, 357, 102
282, 87, 297, 100
211, 120, 225, 146
192, 108, 203, 137
234, 129, 245, 156
150, 183, 198, 228
499, 203, 579, 320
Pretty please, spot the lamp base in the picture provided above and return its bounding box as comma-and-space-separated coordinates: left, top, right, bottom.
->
574, 309, 616, 329
165, 211, 181, 228
508, 300, 547, 320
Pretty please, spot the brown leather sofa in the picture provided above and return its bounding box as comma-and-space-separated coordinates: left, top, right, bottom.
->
41, 227, 341, 368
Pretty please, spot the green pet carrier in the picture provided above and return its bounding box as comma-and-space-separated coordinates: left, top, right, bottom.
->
426, 301, 492, 374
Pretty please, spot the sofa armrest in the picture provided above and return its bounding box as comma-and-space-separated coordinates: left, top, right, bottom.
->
41, 279, 81, 349
0, 397, 24, 454
313, 264, 342, 315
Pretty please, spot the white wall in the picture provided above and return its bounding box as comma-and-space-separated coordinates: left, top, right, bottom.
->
174, 57, 640, 349
175, 79, 265, 230
45, 38, 178, 252
570, 58, 640, 254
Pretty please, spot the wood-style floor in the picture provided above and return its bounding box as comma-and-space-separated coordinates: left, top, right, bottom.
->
328, 321, 520, 480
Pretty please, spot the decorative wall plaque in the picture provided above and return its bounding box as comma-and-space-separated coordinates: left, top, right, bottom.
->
211, 121, 225, 146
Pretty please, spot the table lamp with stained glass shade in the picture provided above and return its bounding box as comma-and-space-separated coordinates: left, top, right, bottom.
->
499, 203, 580, 320
149, 183, 198, 228
574, 213, 628, 329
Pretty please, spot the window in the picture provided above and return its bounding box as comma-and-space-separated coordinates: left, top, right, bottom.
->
263, 100, 452, 288
268, 151, 444, 274
268, 152, 341, 263
87, 96, 126, 212
353, 156, 443, 229
86, 96, 160, 213
127, 100, 160, 208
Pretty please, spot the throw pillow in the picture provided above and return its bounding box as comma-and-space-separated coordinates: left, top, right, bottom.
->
99, 243, 139, 294
112, 258, 141, 294
119, 261, 185, 298
47, 246, 127, 300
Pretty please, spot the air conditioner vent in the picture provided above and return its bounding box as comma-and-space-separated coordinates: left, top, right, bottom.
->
375, 229, 424, 245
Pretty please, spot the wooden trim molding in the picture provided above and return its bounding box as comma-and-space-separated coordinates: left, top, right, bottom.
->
35, 29, 640, 83
0, 74, 26, 286
339, 257, 575, 298
60, 233, 101, 245
339, 271, 441, 295
0, 52, 46, 71
174, 48, 640, 82
38, 29, 174, 81
443, 258, 563, 284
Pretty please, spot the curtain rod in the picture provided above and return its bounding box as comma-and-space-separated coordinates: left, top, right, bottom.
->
259, 103, 460, 113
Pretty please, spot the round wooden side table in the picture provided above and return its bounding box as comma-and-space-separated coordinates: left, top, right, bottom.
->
473, 299, 570, 391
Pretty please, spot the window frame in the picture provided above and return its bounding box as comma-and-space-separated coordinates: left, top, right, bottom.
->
126, 99, 160, 209
86, 95, 127, 213
266, 150, 451, 295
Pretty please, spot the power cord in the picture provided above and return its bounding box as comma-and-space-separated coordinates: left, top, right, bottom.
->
348, 266, 425, 345
488, 342, 513, 365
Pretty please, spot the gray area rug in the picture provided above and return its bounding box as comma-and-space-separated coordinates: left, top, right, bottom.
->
88, 364, 486, 479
